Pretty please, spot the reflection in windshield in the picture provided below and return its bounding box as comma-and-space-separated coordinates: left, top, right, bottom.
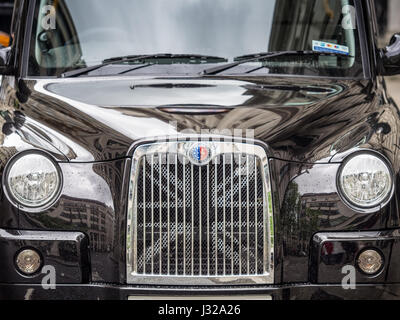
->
29, 0, 363, 78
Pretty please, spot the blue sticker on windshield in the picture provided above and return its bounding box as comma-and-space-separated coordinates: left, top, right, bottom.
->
312, 41, 349, 55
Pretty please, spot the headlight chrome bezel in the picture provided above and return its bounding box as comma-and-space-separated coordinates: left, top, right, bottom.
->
336, 150, 395, 213
3, 150, 63, 211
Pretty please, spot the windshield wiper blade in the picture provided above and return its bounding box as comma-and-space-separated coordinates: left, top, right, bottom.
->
60, 53, 228, 78
60, 54, 172, 78
106, 53, 227, 64
201, 50, 353, 76
115, 54, 228, 75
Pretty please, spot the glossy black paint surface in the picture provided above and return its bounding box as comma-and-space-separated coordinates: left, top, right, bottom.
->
0, 1, 13, 34
311, 231, 398, 284
0, 0, 400, 299
0, 229, 89, 284
3, 76, 398, 164
272, 159, 389, 283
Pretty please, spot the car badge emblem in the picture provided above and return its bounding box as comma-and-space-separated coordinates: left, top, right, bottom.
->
188, 144, 213, 165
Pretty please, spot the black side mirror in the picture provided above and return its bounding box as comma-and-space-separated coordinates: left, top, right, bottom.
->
381, 33, 400, 76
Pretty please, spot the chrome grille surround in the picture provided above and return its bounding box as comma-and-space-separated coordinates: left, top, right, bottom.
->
126, 140, 274, 285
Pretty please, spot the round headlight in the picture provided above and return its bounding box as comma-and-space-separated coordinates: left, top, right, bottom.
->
338, 152, 393, 210
5, 152, 62, 208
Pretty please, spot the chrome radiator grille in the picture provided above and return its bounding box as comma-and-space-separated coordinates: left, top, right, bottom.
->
127, 141, 273, 285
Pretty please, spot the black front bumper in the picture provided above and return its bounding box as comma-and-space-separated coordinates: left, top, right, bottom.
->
2, 227, 400, 300
1, 283, 400, 300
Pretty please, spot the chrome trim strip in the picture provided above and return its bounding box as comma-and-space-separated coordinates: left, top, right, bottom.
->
183, 158, 186, 276
199, 166, 202, 275
167, 155, 170, 275
214, 159, 218, 275
238, 155, 242, 275
255, 156, 258, 273
151, 155, 154, 274
143, 157, 146, 274
207, 164, 210, 275
246, 155, 250, 274
223, 155, 226, 276
191, 163, 194, 275
126, 140, 274, 285
231, 153, 234, 274
175, 154, 178, 275
159, 153, 162, 275
263, 163, 268, 275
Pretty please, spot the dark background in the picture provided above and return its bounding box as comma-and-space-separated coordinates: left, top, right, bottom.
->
375, 0, 389, 36
0, 0, 13, 34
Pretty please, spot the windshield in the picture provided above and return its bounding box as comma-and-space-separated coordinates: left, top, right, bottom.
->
28, 0, 364, 78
